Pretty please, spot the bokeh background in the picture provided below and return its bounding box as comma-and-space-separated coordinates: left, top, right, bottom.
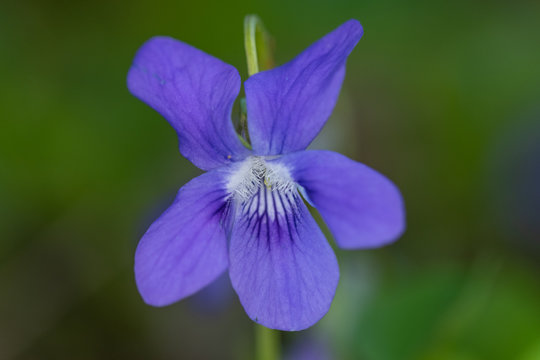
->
1, 0, 540, 359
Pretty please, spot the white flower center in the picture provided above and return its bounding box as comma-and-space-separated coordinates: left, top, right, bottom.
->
227, 156, 296, 203
226, 157, 298, 221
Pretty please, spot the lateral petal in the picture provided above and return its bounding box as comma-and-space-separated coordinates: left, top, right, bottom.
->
276, 150, 405, 249
135, 168, 232, 306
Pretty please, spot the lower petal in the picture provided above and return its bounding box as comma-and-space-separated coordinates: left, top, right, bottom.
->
228, 187, 339, 331
135, 168, 232, 306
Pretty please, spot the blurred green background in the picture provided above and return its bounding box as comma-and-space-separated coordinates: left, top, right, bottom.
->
1, 0, 540, 359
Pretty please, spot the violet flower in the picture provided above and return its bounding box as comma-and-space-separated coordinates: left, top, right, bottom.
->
127, 19, 405, 331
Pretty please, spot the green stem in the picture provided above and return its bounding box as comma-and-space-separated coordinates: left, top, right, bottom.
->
255, 324, 280, 360
243, 14, 274, 76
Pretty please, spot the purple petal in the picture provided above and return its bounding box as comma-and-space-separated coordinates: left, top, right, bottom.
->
228, 187, 339, 331
128, 37, 250, 170
135, 168, 232, 306
244, 19, 363, 155
276, 150, 405, 249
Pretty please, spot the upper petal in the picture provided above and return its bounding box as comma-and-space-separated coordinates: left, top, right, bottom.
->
276, 150, 405, 249
228, 186, 339, 331
244, 19, 363, 155
127, 37, 250, 170
134, 167, 232, 306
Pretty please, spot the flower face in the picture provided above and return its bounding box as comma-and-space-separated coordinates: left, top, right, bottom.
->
127, 19, 405, 331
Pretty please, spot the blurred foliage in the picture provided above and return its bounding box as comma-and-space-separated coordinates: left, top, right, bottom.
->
1, 0, 539, 359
